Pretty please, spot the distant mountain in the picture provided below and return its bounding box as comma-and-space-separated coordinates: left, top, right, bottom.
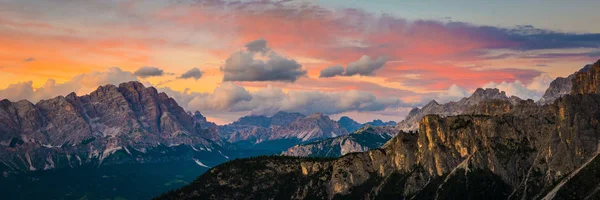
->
364, 119, 396, 127
396, 88, 521, 131
337, 116, 362, 132
221, 113, 349, 152
538, 64, 593, 105
229, 111, 305, 128
0, 81, 228, 173
157, 60, 600, 200
337, 116, 396, 132
281, 125, 399, 157
0, 82, 230, 199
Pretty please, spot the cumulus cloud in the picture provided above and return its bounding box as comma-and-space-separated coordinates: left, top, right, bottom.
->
159, 82, 402, 118
319, 65, 345, 78
221, 39, 307, 82
0, 67, 138, 102
245, 38, 269, 53
179, 67, 203, 80
345, 55, 388, 76
319, 55, 388, 78
482, 73, 553, 100
0, 81, 36, 102
134, 66, 164, 78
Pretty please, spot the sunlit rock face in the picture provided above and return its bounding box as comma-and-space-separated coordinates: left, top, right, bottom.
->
0, 81, 227, 173
538, 63, 593, 105
157, 61, 600, 200
396, 88, 521, 132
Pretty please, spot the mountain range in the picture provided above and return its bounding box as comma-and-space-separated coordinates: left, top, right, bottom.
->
2, 57, 598, 199
281, 125, 399, 158
0, 81, 391, 199
337, 116, 396, 133
157, 60, 600, 200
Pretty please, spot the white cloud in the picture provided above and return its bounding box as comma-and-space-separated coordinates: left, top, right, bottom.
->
179, 67, 203, 80
160, 83, 403, 119
0, 67, 138, 102
319, 55, 388, 78
221, 39, 307, 82
425, 84, 470, 104
482, 73, 553, 100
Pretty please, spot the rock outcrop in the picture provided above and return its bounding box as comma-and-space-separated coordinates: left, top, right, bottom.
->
396, 88, 521, 131
156, 60, 600, 200
538, 63, 593, 105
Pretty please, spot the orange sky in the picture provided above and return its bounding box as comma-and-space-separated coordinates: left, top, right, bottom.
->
1, 0, 599, 123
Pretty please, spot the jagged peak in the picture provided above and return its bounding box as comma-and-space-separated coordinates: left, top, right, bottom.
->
118, 81, 146, 89
571, 59, 600, 95
338, 116, 358, 123
471, 88, 506, 97
424, 100, 440, 107
0, 98, 13, 105
306, 113, 327, 119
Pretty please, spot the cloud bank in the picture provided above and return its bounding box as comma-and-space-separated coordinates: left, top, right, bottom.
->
134, 66, 164, 78
160, 82, 403, 118
0, 67, 138, 102
320, 56, 388, 77
221, 39, 307, 82
180, 68, 203, 80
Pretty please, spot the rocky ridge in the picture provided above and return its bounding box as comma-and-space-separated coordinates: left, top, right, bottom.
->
337, 116, 396, 133
538, 63, 593, 105
396, 88, 522, 131
0, 81, 227, 173
223, 113, 348, 146
281, 125, 399, 158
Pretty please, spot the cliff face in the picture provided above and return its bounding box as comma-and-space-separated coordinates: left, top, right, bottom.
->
538, 63, 593, 105
572, 61, 600, 95
157, 61, 600, 200
0, 82, 228, 173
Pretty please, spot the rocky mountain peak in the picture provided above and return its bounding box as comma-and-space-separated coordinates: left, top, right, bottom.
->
571, 59, 600, 95
424, 99, 440, 108
538, 62, 598, 105
468, 88, 507, 100
338, 116, 355, 123
306, 113, 326, 118
0, 81, 224, 173
396, 87, 519, 132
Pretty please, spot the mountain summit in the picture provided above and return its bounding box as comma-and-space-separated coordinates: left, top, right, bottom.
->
396, 87, 520, 131
0, 81, 226, 172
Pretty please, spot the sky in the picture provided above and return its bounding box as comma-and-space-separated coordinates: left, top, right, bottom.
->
0, 0, 599, 124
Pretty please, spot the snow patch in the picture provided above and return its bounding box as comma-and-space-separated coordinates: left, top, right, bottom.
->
193, 158, 209, 168
218, 150, 230, 159
123, 146, 131, 155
